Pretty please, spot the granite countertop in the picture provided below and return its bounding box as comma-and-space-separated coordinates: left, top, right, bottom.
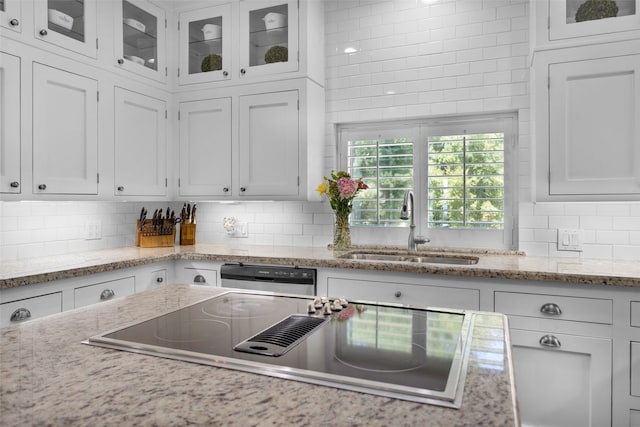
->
0, 284, 519, 426
2, 243, 640, 290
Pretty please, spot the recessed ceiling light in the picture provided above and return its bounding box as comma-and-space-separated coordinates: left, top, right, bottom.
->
344, 47, 357, 54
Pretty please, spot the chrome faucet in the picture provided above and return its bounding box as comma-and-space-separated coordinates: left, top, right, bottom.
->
400, 190, 429, 253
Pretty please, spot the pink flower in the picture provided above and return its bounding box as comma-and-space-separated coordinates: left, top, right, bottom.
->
337, 177, 358, 199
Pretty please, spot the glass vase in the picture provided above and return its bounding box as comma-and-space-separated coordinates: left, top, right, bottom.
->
333, 211, 351, 251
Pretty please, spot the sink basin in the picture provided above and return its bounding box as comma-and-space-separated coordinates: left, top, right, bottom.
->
339, 252, 479, 265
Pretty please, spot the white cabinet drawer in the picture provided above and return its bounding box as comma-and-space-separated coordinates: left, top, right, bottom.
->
631, 302, 640, 327
495, 291, 612, 324
633, 342, 640, 397
74, 277, 135, 308
0, 292, 62, 328
178, 267, 218, 286
327, 277, 479, 310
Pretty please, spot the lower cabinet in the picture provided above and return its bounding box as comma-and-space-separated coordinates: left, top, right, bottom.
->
73, 276, 135, 308
0, 291, 62, 328
175, 261, 219, 286
509, 329, 612, 427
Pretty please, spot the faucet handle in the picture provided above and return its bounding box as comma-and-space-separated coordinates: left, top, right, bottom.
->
414, 236, 429, 245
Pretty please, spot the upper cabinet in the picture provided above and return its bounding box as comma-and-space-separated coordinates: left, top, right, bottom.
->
0, 0, 21, 32
0, 51, 21, 194
32, 62, 98, 195
177, 0, 323, 86
114, 0, 167, 83
34, 0, 97, 58
178, 4, 232, 85
238, 0, 298, 79
535, 0, 640, 47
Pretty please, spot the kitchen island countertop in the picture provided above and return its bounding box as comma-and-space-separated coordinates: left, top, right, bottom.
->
0, 284, 518, 426
2, 243, 640, 289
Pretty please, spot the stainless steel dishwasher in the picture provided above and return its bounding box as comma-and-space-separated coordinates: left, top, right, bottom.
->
220, 264, 316, 296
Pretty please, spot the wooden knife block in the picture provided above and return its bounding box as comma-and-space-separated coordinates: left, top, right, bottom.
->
180, 223, 196, 245
136, 220, 176, 248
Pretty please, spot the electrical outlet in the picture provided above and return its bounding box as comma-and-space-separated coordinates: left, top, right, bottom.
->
84, 220, 102, 240
230, 222, 248, 238
557, 229, 582, 252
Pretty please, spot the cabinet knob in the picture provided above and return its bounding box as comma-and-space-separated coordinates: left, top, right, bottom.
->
222, 70, 228, 77
193, 275, 206, 284
240, 68, 246, 75
10, 181, 19, 188
10, 308, 31, 322
38, 184, 47, 190
540, 302, 562, 316
117, 58, 124, 65
9, 18, 19, 26
100, 289, 115, 301
394, 291, 402, 298
240, 187, 246, 192
156, 277, 164, 283
539, 334, 561, 348
223, 187, 229, 193
117, 186, 124, 192
39, 29, 48, 36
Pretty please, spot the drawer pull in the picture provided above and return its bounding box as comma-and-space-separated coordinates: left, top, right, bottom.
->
193, 275, 206, 284
539, 334, 561, 348
540, 303, 562, 316
100, 289, 115, 301
10, 308, 32, 322
394, 291, 402, 298
156, 277, 164, 283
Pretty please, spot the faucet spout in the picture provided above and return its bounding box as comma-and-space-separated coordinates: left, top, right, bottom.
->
400, 190, 429, 252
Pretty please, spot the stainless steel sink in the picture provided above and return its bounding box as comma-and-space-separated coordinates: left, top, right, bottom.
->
339, 252, 479, 265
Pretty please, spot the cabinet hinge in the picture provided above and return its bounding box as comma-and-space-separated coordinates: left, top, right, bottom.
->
165, 110, 168, 119
178, 111, 181, 120
165, 67, 168, 77
165, 19, 167, 29
297, 100, 300, 110
178, 178, 181, 187
97, 91, 99, 102
177, 20, 180, 31
96, 38, 99, 50
547, 77, 550, 89
547, 16, 550, 30
177, 68, 180, 77
297, 176, 300, 186
165, 178, 168, 187
97, 173, 100, 184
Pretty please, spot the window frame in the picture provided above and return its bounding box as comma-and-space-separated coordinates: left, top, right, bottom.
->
337, 114, 518, 250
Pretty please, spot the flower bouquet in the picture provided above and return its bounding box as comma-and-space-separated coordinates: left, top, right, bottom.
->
317, 171, 368, 250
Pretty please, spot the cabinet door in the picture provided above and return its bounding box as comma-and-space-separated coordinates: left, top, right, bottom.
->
178, 98, 232, 197
0, 292, 62, 328
0, 0, 21, 32
74, 276, 135, 308
34, 0, 97, 58
510, 328, 611, 427
549, 0, 640, 41
33, 62, 98, 195
178, 4, 231, 85
549, 54, 640, 196
114, 87, 166, 196
238, 0, 299, 78
0, 51, 20, 194
239, 90, 299, 197
114, 0, 166, 82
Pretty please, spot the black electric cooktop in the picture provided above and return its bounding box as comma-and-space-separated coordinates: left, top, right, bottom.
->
85, 291, 473, 407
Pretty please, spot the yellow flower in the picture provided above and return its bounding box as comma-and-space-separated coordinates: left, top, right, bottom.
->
316, 182, 328, 195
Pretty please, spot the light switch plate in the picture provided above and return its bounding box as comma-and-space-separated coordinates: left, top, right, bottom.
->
557, 228, 582, 251
84, 220, 102, 240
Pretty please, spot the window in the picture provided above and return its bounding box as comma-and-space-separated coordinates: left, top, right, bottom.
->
338, 115, 516, 249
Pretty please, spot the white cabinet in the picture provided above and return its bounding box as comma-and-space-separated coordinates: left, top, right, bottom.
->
238, 90, 299, 197
0, 291, 62, 328
0, 51, 21, 194
238, 0, 299, 79
495, 291, 613, 427
535, 0, 640, 46
32, 62, 98, 195
74, 276, 135, 308
178, 98, 232, 197
178, 4, 232, 85
114, 0, 167, 82
34, 0, 97, 58
114, 86, 167, 197
0, 0, 21, 32
175, 261, 219, 286
534, 41, 640, 200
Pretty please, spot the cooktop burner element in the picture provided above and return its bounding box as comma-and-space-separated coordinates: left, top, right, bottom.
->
85, 291, 474, 408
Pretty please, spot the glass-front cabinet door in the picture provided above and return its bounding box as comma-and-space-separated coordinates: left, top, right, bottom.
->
238, 0, 298, 78
178, 4, 231, 85
549, 0, 640, 41
33, 0, 97, 58
115, 0, 166, 82
0, 0, 21, 32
